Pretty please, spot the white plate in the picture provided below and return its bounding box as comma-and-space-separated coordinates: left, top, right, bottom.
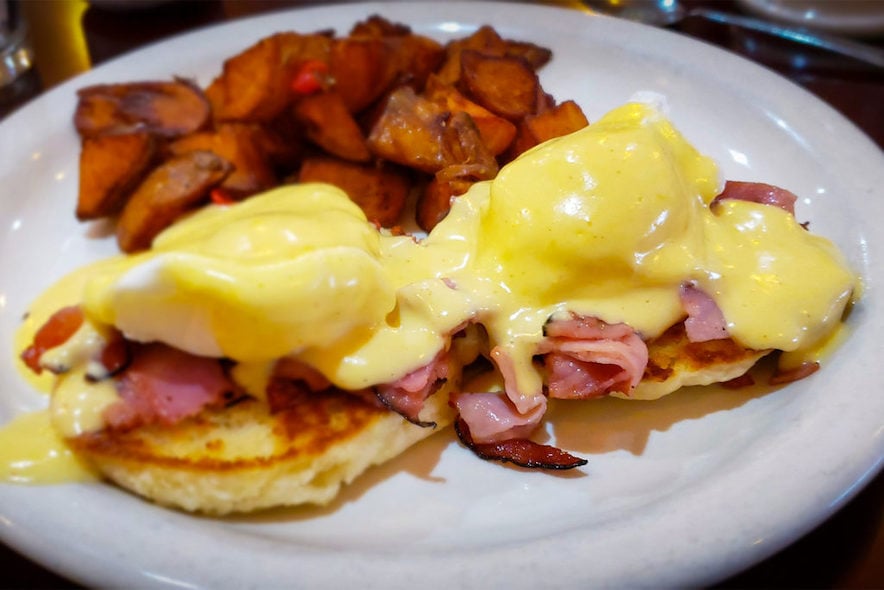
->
1, 2, 882, 588
737, 0, 884, 37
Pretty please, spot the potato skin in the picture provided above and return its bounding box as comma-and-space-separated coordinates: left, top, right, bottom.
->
116, 150, 232, 253
77, 132, 157, 221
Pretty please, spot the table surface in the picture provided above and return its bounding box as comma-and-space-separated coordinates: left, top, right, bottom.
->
0, 0, 882, 588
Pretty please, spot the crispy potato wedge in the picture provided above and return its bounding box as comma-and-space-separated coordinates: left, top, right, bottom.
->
117, 151, 232, 253
349, 14, 412, 37
501, 39, 552, 70
298, 157, 410, 226
459, 50, 540, 121
205, 33, 295, 123
277, 31, 333, 68
74, 79, 210, 138
167, 123, 278, 198
349, 16, 444, 93
385, 35, 445, 92
293, 91, 372, 162
329, 38, 398, 113
509, 99, 589, 158
248, 115, 305, 172
77, 132, 157, 220
417, 177, 456, 232
424, 76, 516, 157
435, 25, 508, 85
367, 87, 497, 179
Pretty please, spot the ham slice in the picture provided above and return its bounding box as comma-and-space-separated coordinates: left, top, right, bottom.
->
375, 350, 450, 427
450, 391, 546, 443
539, 314, 648, 399
679, 283, 730, 342
103, 343, 237, 431
453, 417, 586, 470
712, 181, 797, 216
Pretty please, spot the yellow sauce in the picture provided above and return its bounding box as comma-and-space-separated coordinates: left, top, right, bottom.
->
2, 102, 859, 483
0, 410, 98, 484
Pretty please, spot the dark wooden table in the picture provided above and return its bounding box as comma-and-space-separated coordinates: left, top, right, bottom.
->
1, 1, 882, 588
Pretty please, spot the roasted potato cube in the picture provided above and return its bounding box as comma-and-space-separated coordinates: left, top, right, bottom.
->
206, 33, 297, 123
348, 16, 444, 93
77, 132, 156, 220
298, 157, 410, 227
368, 86, 497, 180
277, 31, 333, 66
438, 25, 551, 82
167, 123, 278, 198
509, 100, 589, 158
249, 115, 305, 173
502, 39, 552, 70
117, 151, 231, 252
329, 38, 398, 113
435, 25, 508, 85
386, 35, 445, 92
459, 50, 540, 121
424, 76, 516, 156
292, 91, 372, 162
417, 177, 455, 232
349, 14, 412, 37
74, 79, 210, 138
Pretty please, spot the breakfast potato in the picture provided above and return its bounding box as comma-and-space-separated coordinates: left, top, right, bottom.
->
417, 176, 456, 232
328, 37, 398, 113
385, 35, 445, 92
206, 31, 332, 124
167, 123, 278, 198
248, 116, 305, 173
292, 91, 372, 162
74, 79, 210, 138
117, 151, 232, 252
70, 18, 562, 246
435, 25, 509, 85
423, 76, 516, 156
77, 132, 157, 220
459, 50, 540, 120
349, 14, 412, 37
435, 24, 551, 84
368, 86, 497, 178
298, 157, 410, 227
508, 99, 589, 157
205, 34, 292, 123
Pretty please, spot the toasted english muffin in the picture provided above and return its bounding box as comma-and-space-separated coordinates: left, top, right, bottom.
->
59, 324, 766, 513
64, 384, 455, 515
626, 323, 769, 401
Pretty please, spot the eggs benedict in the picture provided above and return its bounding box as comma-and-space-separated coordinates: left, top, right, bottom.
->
8, 101, 857, 512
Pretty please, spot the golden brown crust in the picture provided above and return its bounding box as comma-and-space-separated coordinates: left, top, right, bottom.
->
623, 323, 770, 401
65, 376, 455, 514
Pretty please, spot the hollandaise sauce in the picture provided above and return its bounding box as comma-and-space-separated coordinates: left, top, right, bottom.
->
1, 101, 858, 484
0, 410, 97, 483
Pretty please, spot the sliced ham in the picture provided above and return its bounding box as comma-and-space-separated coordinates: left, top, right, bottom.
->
103, 343, 237, 431
712, 181, 797, 216
489, 345, 546, 414
539, 314, 648, 399
375, 350, 450, 427
450, 391, 546, 443
453, 417, 586, 470
679, 283, 730, 342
